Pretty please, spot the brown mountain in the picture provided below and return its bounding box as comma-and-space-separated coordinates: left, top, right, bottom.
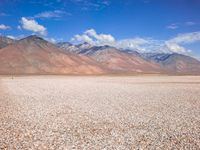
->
141, 53, 200, 75
0, 36, 15, 49
77, 45, 164, 74
1, 35, 199, 75
0, 35, 106, 75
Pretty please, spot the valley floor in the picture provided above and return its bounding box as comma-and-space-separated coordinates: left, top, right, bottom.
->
0, 76, 200, 149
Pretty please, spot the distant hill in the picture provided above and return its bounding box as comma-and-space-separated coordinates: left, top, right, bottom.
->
141, 53, 200, 74
0, 35, 199, 75
58, 41, 200, 75
0, 35, 106, 75
79, 45, 163, 73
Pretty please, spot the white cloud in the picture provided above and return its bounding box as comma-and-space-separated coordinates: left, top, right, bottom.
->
20, 17, 47, 35
117, 38, 149, 51
71, 0, 111, 11
72, 34, 94, 44
101, 0, 110, 6
45, 37, 57, 43
167, 21, 196, 29
34, 10, 71, 19
165, 32, 200, 54
0, 24, 11, 30
6, 35, 15, 39
0, 13, 9, 16
166, 24, 178, 29
85, 29, 115, 45
17, 25, 22, 30
71, 29, 149, 52
49, 38, 56, 43
71, 29, 115, 46
185, 21, 196, 26
45, 37, 65, 43
165, 42, 189, 53
71, 29, 200, 55
167, 32, 200, 44
6, 35, 25, 40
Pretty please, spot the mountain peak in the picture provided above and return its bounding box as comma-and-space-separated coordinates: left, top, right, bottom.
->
76, 42, 93, 50
23, 35, 44, 41
57, 42, 72, 47
0, 36, 15, 49
19, 35, 49, 45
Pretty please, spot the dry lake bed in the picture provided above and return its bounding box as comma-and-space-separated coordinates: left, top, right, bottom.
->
0, 76, 200, 149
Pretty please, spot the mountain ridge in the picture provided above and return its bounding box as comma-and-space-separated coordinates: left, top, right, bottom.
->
0, 35, 107, 75
0, 36, 16, 49
0, 35, 200, 75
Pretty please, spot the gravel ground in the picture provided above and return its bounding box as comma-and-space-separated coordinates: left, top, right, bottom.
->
0, 76, 200, 150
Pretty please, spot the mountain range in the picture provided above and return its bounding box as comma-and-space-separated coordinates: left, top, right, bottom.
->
0, 35, 200, 75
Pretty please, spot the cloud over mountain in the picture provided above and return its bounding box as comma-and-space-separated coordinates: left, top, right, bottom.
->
165, 32, 200, 54
71, 29, 149, 52
72, 29, 200, 55
20, 17, 47, 35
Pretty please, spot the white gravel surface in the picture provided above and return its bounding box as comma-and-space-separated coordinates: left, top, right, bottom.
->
0, 76, 200, 149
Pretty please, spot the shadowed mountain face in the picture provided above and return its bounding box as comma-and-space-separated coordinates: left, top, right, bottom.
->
0, 36, 15, 49
0, 35, 106, 75
141, 53, 200, 74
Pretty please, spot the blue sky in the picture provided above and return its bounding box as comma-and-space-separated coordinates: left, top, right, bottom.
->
0, 0, 200, 58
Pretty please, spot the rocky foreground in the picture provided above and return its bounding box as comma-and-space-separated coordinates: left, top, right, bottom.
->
0, 76, 200, 149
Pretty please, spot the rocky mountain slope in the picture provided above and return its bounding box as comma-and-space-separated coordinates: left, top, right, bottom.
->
141, 53, 200, 74
80, 46, 163, 73
0, 35, 199, 75
58, 42, 200, 74
58, 43, 163, 73
0, 36, 15, 49
0, 35, 106, 75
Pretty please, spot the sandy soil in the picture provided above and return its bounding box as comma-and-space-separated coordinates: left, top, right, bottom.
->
0, 76, 200, 149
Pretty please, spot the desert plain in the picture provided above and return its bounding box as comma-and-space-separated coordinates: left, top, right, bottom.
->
0, 75, 200, 149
